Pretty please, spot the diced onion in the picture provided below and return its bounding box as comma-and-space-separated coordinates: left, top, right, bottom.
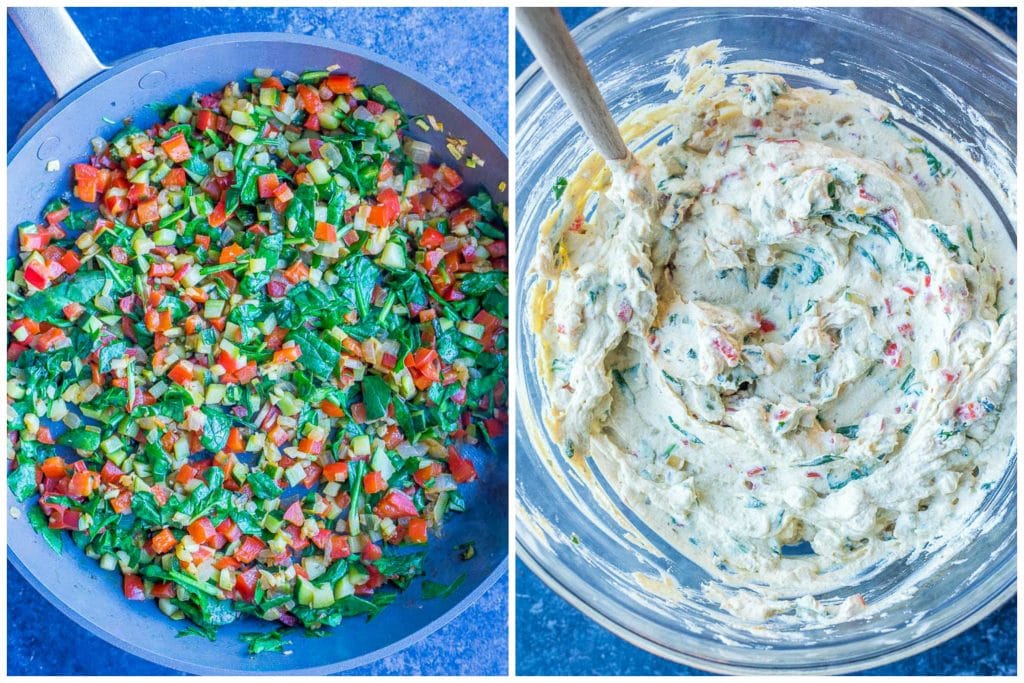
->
403, 138, 432, 164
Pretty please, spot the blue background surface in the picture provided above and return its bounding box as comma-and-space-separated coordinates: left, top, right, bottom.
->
515, 6, 1017, 677
6, 7, 508, 676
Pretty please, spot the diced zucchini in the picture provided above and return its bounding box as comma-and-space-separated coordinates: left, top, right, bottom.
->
205, 383, 227, 405
259, 87, 280, 107
350, 434, 371, 456
231, 461, 249, 482
458, 321, 486, 340
378, 242, 406, 270
131, 231, 156, 255
204, 299, 226, 319
101, 435, 123, 455
263, 511, 284, 534
318, 109, 341, 131
106, 449, 128, 468
285, 462, 306, 486
370, 445, 395, 481
152, 228, 177, 246
247, 257, 267, 274
218, 568, 236, 590
277, 392, 300, 417
83, 315, 103, 334
257, 314, 277, 337
170, 105, 192, 124
348, 563, 370, 586
230, 126, 257, 145
149, 162, 171, 184
230, 109, 255, 127
297, 577, 335, 608
333, 576, 355, 599
306, 159, 331, 185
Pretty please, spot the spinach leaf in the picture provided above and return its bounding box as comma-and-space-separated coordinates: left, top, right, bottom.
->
434, 323, 460, 364
336, 256, 380, 320
27, 506, 63, 554
57, 427, 101, 452
347, 459, 367, 536
551, 178, 568, 201
200, 406, 232, 453
459, 271, 505, 297
8, 463, 38, 502
144, 442, 171, 481
98, 340, 128, 373
246, 471, 283, 500
332, 591, 397, 619
84, 387, 128, 412
257, 233, 284, 268
66, 208, 98, 232
139, 383, 193, 422
177, 624, 217, 641
468, 191, 504, 224
835, 425, 859, 439
182, 154, 210, 182
285, 184, 316, 240
392, 398, 416, 441
240, 630, 288, 655
312, 558, 349, 587
20, 270, 105, 322
373, 551, 426, 589
286, 327, 340, 380
157, 296, 190, 322
421, 574, 465, 600
95, 254, 134, 294
361, 375, 392, 421
131, 490, 164, 526
234, 163, 262, 206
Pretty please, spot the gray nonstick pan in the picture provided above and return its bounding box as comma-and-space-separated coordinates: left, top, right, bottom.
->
7, 7, 508, 675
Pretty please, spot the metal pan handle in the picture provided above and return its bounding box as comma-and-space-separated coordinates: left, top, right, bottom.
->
8, 7, 106, 99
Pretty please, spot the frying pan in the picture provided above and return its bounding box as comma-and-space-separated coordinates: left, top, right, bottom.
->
6, 7, 508, 675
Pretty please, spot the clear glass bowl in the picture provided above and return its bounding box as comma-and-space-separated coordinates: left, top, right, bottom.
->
515, 7, 1016, 674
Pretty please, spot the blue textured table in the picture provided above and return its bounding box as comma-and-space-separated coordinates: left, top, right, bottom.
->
6, 7, 507, 676
515, 6, 1017, 677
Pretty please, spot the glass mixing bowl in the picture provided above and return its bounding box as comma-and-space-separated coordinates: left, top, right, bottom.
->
515, 7, 1016, 674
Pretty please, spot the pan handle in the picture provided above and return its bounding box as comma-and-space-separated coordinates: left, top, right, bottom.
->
8, 7, 106, 99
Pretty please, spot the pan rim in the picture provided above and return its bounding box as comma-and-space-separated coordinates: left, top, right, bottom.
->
9, 30, 509, 162
7, 29, 509, 676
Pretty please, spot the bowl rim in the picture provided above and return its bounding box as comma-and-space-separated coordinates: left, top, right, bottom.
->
514, 6, 1017, 675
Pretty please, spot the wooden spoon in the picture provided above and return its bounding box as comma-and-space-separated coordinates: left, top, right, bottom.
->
518, 7, 630, 162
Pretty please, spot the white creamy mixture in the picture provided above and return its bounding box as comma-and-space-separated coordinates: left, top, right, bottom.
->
529, 42, 1016, 621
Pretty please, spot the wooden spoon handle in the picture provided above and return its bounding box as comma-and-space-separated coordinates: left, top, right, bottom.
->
518, 7, 630, 162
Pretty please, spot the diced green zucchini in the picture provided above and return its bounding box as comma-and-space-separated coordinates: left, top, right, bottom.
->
378, 242, 406, 269
333, 576, 355, 599
306, 159, 331, 185
204, 299, 226, 318
457, 321, 486, 340
262, 511, 284, 534
350, 434, 371, 456
230, 126, 257, 145
100, 435, 123, 455
170, 105, 193, 124
370, 445, 395, 481
259, 88, 280, 107
285, 462, 306, 486
297, 577, 335, 608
